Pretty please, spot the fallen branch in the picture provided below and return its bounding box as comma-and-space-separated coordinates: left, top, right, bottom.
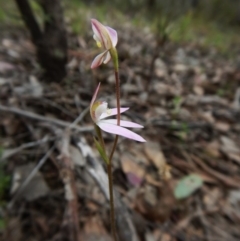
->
0, 104, 93, 132
56, 129, 80, 241
0, 136, 54, 162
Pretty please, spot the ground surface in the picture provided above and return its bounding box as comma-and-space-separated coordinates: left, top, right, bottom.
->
1, 18, 240, 241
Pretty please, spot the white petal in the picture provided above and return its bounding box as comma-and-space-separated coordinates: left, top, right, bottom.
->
103, 51, 111, 64
91, 51, 108, 69
95, 102, 108, 120
100, 119, 143, 128
98, 122, 146, 142
93, 34, 101, 44
100, 107, 129, 119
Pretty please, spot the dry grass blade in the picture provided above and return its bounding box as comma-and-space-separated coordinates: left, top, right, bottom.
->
0, 136, 54, 162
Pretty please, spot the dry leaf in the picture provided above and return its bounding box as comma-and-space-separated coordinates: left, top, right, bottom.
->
82, 216, 111, 241
215, 122, 230, 132
193, 85, 204, 96
203, 188, 222, 209
2, 115, 21, 136
205, 141, 220, 158
11, 163, 50, 201
145, 174, 162, 187
69, 145, 85, 167
220, 136, 240, 163
121, 154, 145, 187
144, 141, 171, 180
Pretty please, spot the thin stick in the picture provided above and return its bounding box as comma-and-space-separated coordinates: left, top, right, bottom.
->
0, 104, 93, 132
0, 136, 54, 162
8, 145, 55, 209
57, 129, 80, 241
71, 106, 90, 126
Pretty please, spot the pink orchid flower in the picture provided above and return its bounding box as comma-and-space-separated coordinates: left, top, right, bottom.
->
90, 83, 146, 142
91, 19, 118, 69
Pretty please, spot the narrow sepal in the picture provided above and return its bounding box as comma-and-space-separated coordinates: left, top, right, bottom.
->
93, 137, 109, 164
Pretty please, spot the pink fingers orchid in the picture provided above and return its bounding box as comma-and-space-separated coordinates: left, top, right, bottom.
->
91, 19, 118, 69
90, 83, 146, 142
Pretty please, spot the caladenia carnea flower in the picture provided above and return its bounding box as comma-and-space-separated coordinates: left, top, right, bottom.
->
90, 83, 146, 142
91, 19, 118, 69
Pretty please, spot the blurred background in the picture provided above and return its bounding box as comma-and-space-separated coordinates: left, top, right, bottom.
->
0, 0, 240, 50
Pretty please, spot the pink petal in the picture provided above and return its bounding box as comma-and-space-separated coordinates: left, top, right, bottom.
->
106, 26, 118, 47
90, 83, 101, 109
97, 122, 146, 142
91, 51, 108, 69
91, 19, 108, 49
100, 119, 143, 128
100, 107, 129, 119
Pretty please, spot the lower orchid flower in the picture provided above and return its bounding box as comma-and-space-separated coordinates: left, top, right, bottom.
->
90, 83, 146, 142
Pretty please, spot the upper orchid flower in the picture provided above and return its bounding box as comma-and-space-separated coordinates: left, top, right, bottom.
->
90, 83, 146, 142
91, 19, 118, 69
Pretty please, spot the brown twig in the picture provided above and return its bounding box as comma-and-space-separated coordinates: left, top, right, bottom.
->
0, 104, 93, 132
0, 136, 54, 162
56, 129, 80, 241
7, 145, 55, 209
191, 155, 240, 188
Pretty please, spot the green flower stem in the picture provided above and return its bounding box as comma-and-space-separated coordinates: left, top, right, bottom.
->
110, 47, 119, 71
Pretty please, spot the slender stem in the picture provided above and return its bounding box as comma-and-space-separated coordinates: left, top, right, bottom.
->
107, 159, 118, 241
109, 47, 120, 125
108, 69, 120, 178
107, 48, 121, 241
107, 70, 120, 241
109, 136, 119, 162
